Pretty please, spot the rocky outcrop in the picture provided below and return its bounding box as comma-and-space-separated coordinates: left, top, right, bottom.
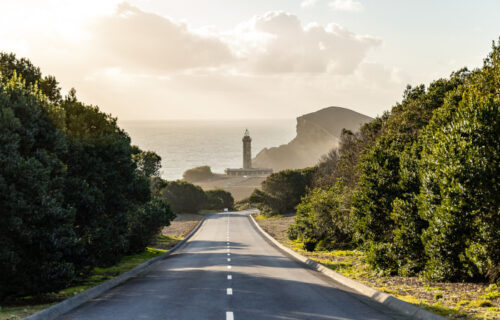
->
252, 107, 372, 171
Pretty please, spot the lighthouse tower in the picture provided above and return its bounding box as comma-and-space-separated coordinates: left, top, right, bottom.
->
225, 129, 272, 176
242, 129, 252, 169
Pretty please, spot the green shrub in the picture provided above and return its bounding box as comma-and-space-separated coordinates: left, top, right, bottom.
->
127, 198, 175, 253
249, 168, 315, 216
205, 189, 234, 210
0, 74, 78, 297
303, 239, 317, 252
286, 224, 299, 240
292, 182, 352, 247
419, 87, 500, 281
0, 53, 175, 297
161, 180, 207, 213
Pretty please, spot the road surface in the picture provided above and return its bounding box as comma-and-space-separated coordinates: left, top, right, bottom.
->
59, 211, 412, 320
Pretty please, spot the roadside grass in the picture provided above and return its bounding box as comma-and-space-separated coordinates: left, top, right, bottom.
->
255, 214, 284, 220
254, 214, 500, 320
0, 247, 166, 320
1, 209, 206, 320
150, 234, 182, 250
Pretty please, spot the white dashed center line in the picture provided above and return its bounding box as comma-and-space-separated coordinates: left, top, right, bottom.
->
226, 214, 234, 319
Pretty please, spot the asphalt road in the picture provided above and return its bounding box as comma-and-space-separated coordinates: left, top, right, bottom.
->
59, 211, 412, 320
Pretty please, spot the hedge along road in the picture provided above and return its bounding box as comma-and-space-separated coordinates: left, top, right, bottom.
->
57, 210, 413, 320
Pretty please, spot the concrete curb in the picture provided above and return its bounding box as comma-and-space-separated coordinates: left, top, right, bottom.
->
25, 215, 209, 320
249, 214, 447, 320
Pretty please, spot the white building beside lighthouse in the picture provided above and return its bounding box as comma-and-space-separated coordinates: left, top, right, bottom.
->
225, 129, 273, 176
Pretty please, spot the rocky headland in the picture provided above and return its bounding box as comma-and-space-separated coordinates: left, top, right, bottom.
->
252, 106, 372, 171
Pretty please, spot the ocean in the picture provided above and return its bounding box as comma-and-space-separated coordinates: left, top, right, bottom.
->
119, 119, 297, 180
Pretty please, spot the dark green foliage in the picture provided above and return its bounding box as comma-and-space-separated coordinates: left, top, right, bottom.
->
419, 85, 499, 281
132, 148, 162, 178
205, 189, 234, 210
0, 75, 78, 297
0, 53, 175, 296
287, 39, 499, 282
292, 182, 352, 251
351, 71, 468, 275
0, 52, 62, 104
289, 116, 386, 250
183, 165, 214, 182
127, 198, 175, 254
59, 96, 148, 266
249, 168, 315, 216
161, 180, 207, 213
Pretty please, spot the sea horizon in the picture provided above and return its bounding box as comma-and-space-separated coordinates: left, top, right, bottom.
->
119, 119, 297, 180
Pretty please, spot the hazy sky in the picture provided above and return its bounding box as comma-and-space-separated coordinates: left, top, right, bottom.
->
0, 0, 498, 120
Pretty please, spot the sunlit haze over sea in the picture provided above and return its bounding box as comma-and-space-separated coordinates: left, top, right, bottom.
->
120, 119, 297, 180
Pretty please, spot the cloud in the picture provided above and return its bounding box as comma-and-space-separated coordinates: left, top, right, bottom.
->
84, 6, 380, 75
233, 11, 380, 74
329, 0, 364, 12
2, 2, 399, 121
301, 0, 319, 8
90, 3, 234, 72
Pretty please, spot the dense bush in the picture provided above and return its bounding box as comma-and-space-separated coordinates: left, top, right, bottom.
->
183, 165, 214, 182
0, 53, 175, 297
286, 39, 500, 283
205, 189, 234, 210
288, 117, 386, 249
161, 180, 207, 213
291, 182, 352, 251
0, 75, 78, 297
419, 66, 500, 281
127, 198, 175, 254
249, 168, 315, 216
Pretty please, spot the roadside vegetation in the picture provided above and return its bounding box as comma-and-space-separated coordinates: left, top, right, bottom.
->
0, 52, 176, 300
151, 177, 234, 214
0, 53, 226, 317
249, 168, 315, 217
0, 199, 207, 320
252, 39, 500, 318
256, 215, 500, 320
0, 248, 166, 320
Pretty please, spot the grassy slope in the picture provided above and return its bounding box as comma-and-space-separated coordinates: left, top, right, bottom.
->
254, 213, 500, 320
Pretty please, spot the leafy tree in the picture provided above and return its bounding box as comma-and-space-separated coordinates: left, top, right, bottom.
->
351, 73, 467, 274
0, 53, 175, 297
0, 52, 62, 103
0, 74, 78, 297
290, 115, 387, 252
127, 198, 175, 253
161, 180, 207, 213
59, 94, 150, 266
132, 147, 162, 178
205, 189, 234, 210
418, 42, 500, 282
249, 168, 315, 216
291, 182, 352, 251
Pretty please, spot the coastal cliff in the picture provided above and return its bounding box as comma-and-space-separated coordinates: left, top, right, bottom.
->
252, 107, 372, 171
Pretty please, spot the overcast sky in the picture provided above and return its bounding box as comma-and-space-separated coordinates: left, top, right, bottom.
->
0, 0, 498, 120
